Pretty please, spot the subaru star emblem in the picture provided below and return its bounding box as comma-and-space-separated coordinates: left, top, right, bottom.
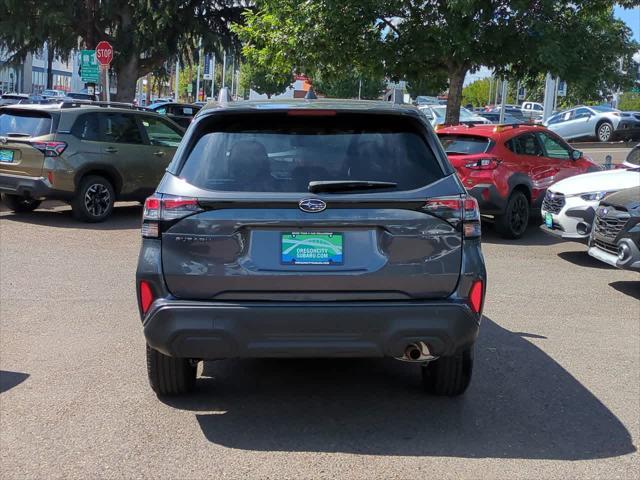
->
299, 198, 326, 213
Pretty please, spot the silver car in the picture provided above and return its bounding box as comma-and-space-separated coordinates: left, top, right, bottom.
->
544, 105, 621, 142
418, 105, 491, 126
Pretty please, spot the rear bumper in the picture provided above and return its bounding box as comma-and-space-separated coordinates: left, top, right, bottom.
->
0, 173, 53, 198
143, 300, 481, 360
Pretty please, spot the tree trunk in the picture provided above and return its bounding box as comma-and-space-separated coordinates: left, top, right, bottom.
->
112, 53, 139, 102
445, 64, 468, 125
46, 47, 54, 89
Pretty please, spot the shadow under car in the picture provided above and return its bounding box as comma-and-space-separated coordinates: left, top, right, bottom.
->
160, 317, 635, 460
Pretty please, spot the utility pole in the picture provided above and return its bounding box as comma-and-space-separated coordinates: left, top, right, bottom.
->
174, 60, 180, 102
211, 60, 216, 99
488, 78, 493, 107
499, 78, 508, 124
542, 73, 556, 121
222, 52, 227, 88
358, 77, 362, 100
196, 39, 202, 102
230, 53, 235, 99
494, 78, 500, 106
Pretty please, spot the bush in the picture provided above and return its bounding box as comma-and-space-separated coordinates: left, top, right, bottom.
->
618, 92, 640, 111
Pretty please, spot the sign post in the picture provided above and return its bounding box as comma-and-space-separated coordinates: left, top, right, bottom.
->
95, 41, 113, 102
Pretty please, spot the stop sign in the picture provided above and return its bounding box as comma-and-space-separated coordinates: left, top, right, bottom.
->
95, 41, 113, 66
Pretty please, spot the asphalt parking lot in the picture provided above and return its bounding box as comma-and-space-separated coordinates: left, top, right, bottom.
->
1, 201, 638, 479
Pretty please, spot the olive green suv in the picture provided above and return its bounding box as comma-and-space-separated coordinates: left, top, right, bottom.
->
0, 102, 184, 221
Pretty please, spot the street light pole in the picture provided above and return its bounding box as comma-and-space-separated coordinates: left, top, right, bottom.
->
230, 54, 235, 99
174, 60, 180, 102
222, 52, 227, 88
196, 39, 202, 102
542, 72, 555, 121
211, 60, 216, 99
487, 77, 493, 105
499, 78, 508, 124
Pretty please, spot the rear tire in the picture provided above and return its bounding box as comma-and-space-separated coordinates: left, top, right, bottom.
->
596, 121, 613, 142
495, 190, 529, 239
146, 344, 196, 395
71, 175, 115, 222
1, 193, 41, 213
422, 347, 474, 396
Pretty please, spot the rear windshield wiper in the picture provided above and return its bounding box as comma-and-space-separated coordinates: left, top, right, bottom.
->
308, 180, 398, 193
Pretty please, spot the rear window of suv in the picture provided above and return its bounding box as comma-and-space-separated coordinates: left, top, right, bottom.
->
177, 112, 444, 193
438, 134, 491, 155
0, 109, 53, 137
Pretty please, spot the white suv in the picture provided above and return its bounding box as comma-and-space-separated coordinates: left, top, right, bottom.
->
540, 168, 640, 241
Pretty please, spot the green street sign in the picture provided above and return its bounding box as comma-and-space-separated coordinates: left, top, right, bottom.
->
80, 50, 100, 83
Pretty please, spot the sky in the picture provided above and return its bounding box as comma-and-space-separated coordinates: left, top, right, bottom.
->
615, 5, 640, 42
465, 5, 640, 86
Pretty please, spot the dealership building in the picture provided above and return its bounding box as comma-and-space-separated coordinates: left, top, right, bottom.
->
0, 43, 82, 94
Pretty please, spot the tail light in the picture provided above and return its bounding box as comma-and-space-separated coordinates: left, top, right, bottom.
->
139, 280, 154, 314
468, 279, 484, 314
423, 195, 481, 238
464, 157, 501, 170
142, 194, 202, 238
31, 141, 67, 157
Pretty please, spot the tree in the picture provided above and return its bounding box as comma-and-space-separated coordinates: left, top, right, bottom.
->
0, 0, 243, 101
462, 78, 492, 108
234, 1, 637, 124
618, 92, 640, 110
238, 61, 291, 98
313, 72, 386, 100
405, 73, 448, 100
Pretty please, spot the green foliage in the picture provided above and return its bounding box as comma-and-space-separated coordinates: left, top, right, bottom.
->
233, 1, 637, 124
463, 78, 492, 108
618, 92, 640, 111
238, 62, 292, 98
313, 72, 386, 100
0, 0, 242, 101
405, 73, 448, 99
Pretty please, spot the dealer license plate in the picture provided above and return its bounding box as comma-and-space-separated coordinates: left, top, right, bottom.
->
545, 212, 553, 228
281, 232, 343, 265
0, 149, 14, 163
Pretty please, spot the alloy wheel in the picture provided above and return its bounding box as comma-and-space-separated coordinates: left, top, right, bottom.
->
510, 196, 528, 235
84, 183, 112, 217
598, 124, 612, 142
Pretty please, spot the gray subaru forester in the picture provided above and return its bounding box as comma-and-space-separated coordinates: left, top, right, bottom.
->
136, 99, 487, 397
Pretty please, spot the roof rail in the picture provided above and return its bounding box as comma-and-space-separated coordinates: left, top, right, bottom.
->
60, 100, 150, 111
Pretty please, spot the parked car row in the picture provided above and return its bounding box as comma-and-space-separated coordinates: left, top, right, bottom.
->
540, 144, 640, 272
2, 98, 635, 397
543, 105, 640, 142
418, 105, 491, 127
436, 123, 600, 238
0, 101, 185, 221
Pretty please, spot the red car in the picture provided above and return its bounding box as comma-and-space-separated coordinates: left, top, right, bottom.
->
436, 124, 600, 238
